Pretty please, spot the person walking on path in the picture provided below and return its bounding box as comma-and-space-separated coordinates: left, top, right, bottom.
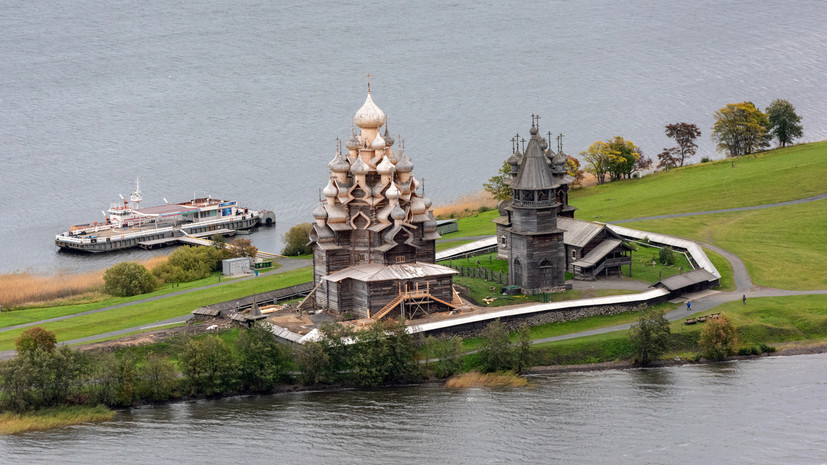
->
686, 301, 692, 311
743, 294, 747, 304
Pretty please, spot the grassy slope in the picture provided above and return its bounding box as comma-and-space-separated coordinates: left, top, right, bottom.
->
0, 267, 312, 351
570, 141, 826, 222
437, 210, 499, 239
628, 201, 826, 290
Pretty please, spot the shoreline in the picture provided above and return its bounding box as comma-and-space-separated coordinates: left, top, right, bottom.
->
524, 340, 827, 375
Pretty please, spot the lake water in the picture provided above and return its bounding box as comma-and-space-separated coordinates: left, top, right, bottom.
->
1, 0, 825, 274
2, 353, 826, 464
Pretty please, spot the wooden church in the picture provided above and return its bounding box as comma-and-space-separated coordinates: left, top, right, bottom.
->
308, 89, 458, 319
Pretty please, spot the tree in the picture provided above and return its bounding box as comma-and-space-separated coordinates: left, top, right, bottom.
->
235, 323, 291, 392
656, 147, 680, 172
565, 156, 585, 187
294, 341, 330, 385
766, 99, 803, 148
628, 307, 671, 366
513, 324, 533, 373
152, 245, 218, 283
664, 123, 701, 167
659, 246, 675, 266
425, 335, 464, 378
581, 137, 641, 184
15, 326, 57, 354
483, 160, 513, 201
698, 313, 738, 360
137, 351, 180, 401
103, 261, 157, 297
631, 152, 653, 178
179, 335, 239, 396
711, 102, 770, 157
230, 238, 258, 258
282, 223, 313, 256
479, 319, 514, 373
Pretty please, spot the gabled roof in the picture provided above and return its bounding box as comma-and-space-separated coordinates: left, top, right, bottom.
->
571, 239, 629, 267
557, 217, 606, 248
511, 137, 559, 191
323, 262, 458, 283
652, 269, 717, 291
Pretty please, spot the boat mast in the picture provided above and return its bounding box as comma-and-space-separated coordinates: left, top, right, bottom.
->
130, 178, 143, 209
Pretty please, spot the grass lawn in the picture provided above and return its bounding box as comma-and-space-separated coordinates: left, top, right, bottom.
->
438, 252, 508, 274
704, 247, 736, 291
435, 240, 475, 252
454, 275, 640, 307
570, 141, 827, 222
528, 294, 827, 365
0, 268, 282, 329
622, 244, 693, 284
0, 267, 312, 351
438, 209, 498, 239
627, 200, 826, 290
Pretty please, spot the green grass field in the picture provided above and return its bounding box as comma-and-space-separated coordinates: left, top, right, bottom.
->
628, 200, 826, 290
570, 141, 827, 222
0, 267, 312, 351
438, 210, 498, 239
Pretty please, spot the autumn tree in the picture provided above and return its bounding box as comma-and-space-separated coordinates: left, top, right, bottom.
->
698, 313, 738, 360
15, 326, 57, 354
582, 137, 641, 183
664, 122, 701, 167
483, 160, 513, 201
230, 238, 259, 258
565, 156, 585, 187
281, 223, 313, 256
766, 99, 803, 148
656, 147, 680, 172
631, 152, 653, 178
581, 142, 610, 185
711, 102, 770, 157
628, 307, 671, 366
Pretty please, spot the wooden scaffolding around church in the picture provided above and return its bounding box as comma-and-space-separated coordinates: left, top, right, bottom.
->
369, 281, 461, 321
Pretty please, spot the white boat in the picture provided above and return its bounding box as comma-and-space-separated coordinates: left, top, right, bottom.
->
55, 180, 275, 253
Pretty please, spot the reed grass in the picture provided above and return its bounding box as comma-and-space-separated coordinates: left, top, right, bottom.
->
432, 191, 498, 219
0, 405, 115, 434
0, 256, 170, 309
444, 371, 529, 388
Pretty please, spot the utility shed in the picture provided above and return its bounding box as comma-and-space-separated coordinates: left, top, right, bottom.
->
436, 219, 459, 235
651, 269, 719, 294
222, 257, 251, 276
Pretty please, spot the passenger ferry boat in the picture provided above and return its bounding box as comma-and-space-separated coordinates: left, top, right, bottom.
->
55, 180, 275, 253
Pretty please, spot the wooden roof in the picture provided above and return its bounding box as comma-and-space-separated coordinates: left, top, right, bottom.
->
652, 269, 717, 291
511, 136, 559, 191
323, 262, 458, 283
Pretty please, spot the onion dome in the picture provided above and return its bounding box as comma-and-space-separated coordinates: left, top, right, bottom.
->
372, 132, 386, 150
328, 151, 350, 173
391, 203, 406, 221
411, 176, 421, 192
382, 127, 395, 146
313, 204, 328, 220
507, 150, 521, 168
351, 157, 369, 175
354, 93, 386, 128
395, 151, 413, 172
323, 179, 338, 198
377, 156, 395, 176
529, 125, 539, 136
540, 138, 548, 151
386, 182, 400, 200
345, 133, 360, 151
387, 148, 398, 164
410, 196, 426, 215
553, 150, 568, 166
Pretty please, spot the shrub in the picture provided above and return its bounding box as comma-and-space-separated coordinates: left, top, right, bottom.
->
659, 246, 675, 266
700, 157, 711, 163
282, 223, 313, 256
425, 335, 464, 378
103, 262, 157, 297
479, 320, 514, 373
628, 307, 671, 366
759, 343, 776, 353
698, 313, 738, 360
15, 327, 57, 354
152, 246, 227, 284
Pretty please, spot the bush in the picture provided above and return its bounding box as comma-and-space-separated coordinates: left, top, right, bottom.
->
282, 223, 313, 256
103, 262, 157, 297
759, 343, 776, 353
698, 313, 738, 360
152, 246, 228, 284
700, 157, 711, 163
628, 307, 671, 366
479, 320, 514, 373
425, 335, 465, 378
659, 246, 675, 266
15, 327, 57, 354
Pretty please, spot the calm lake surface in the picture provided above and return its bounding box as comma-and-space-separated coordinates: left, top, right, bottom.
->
1, 354, 826, 464
0, 0, 825, 273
